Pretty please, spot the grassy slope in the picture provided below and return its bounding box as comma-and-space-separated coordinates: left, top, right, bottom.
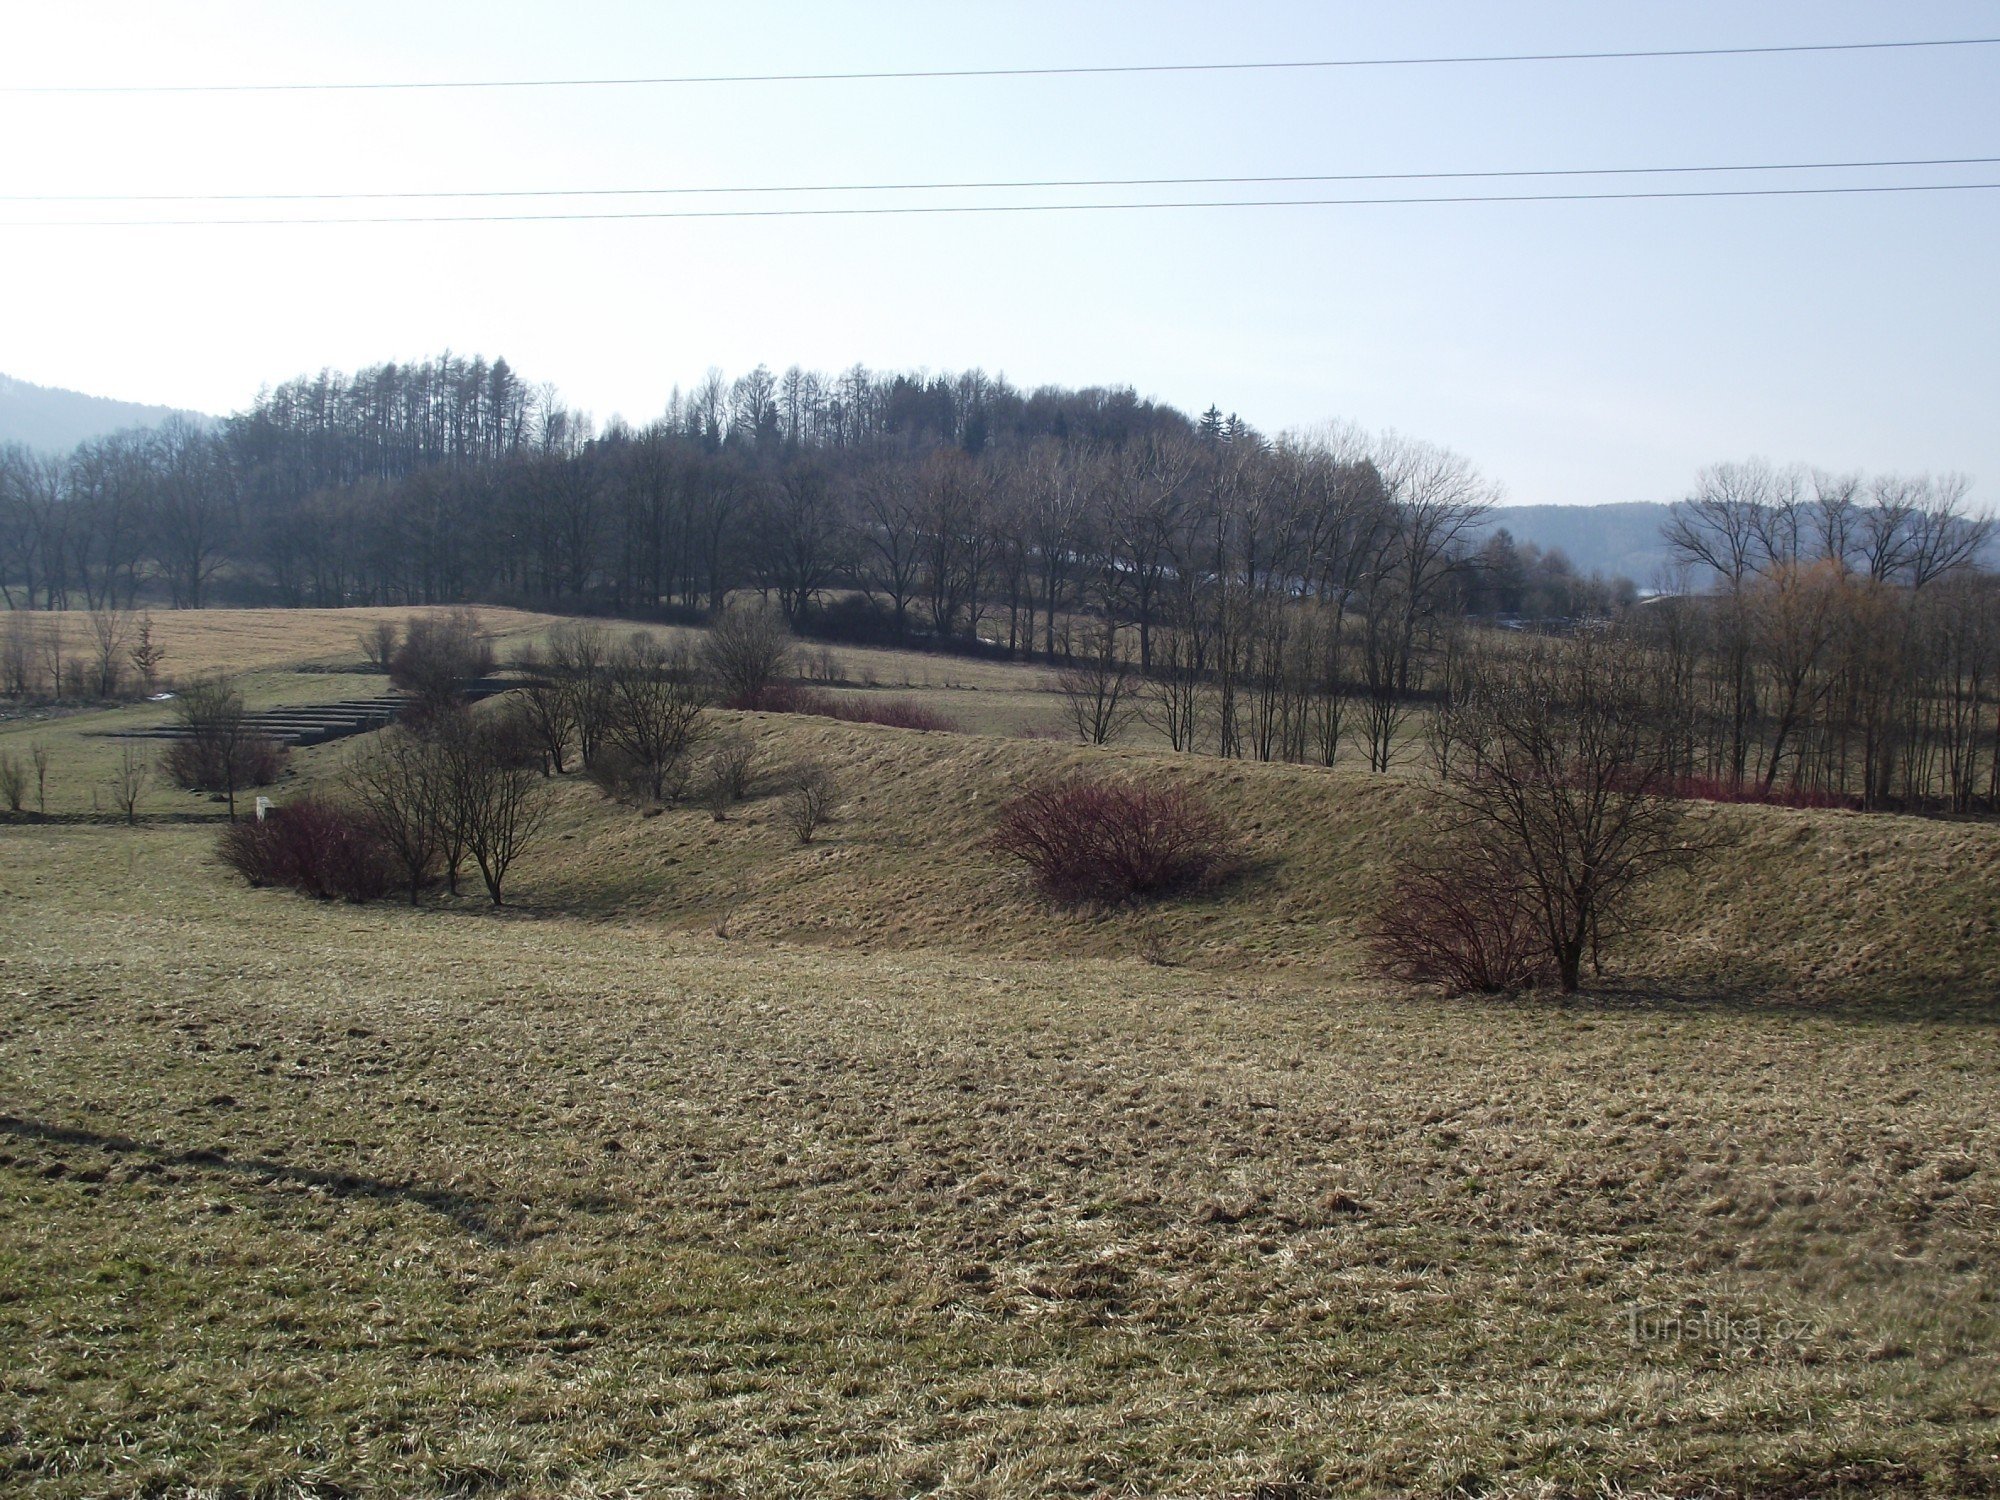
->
518, 711, 2000, 1013
1, 826, 1995, 1498
1, 609, 1998, 1495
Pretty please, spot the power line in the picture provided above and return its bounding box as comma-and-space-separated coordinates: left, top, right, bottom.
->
10, 180, 1998, 228
6, 37, 1997, 95
7, 154, 1996, 204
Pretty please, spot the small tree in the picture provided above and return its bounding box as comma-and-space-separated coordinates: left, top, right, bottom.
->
456, 719, 554, 905
343, 727, 448, 904
358, 620, 400, 673
783, 757, 842, 844
127, 613, 167, 695
546, 621, 613, 767
164, 675, 287, 821
601, 633, 709, 804
391, 608, 495, 719
1054, 620, 1138, 745
108, 744, 150, 824
29, 740, 49, 815
0, 753, 24, 813
511, 643, 578, 774
1429, 634, 1709, 993
701, 597, 797, 704
87, 609, 129, 699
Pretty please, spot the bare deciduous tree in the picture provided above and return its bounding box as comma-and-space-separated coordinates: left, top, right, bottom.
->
783, 757, 842, 844
1430, 633, 1709, 992
1054, 620, 1138, 745
109, 744, 150, 824
699, 596, 796, 703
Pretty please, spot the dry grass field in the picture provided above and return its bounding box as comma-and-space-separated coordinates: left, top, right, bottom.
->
2, 608, 1998, 1497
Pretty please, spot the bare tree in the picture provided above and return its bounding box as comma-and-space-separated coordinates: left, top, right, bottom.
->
784, 757, 842, 844
1432, 633, 1707, 992
29, 740, 49, 815
344, 727, 449, 903
601, 633, 709, 803
109, 744, 150, 824
87, 608, 129, 699
1054, 619, 1138, 745
510, 643, 578, 774
0, 753, 24, 813
699, 596, 796, 702
457, 719, 554, 905
165, 675, 285, 821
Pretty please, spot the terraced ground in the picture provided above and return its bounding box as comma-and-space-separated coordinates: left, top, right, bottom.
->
1, 611, 1997, 1497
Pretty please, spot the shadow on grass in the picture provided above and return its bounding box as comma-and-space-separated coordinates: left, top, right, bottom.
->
0, 1113, 519, 1243
1521, 971, 2000, 1028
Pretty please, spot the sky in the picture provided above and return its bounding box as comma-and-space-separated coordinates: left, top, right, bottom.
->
0, 0, 1994, 507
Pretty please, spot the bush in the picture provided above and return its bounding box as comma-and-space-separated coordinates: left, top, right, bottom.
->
1367, 847, 1551, 995
991, 776, 1229, 906
390, 608, 495, 716
217, 798, 396, 902
700, 598, 796, 702
784, 757, 842, 844
698, 731, 760, 817
163, 730, 288, 795
730, 682, 957, 732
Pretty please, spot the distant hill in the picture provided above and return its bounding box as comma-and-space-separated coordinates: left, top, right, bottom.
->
0, 372, 208, 452
1476, 498, 2000, 583
1474, 501, 1676, 585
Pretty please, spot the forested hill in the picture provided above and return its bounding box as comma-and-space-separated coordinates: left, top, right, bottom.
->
0, 372, 208, 452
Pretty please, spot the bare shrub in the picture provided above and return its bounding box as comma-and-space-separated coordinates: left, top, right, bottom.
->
1368, 840, 1551, 994
699, 731, 760, 818
108, 744, 150, 825
164, 676, 287, 818
29, 741, 49, 815
731, 680, 957, 732
600, 634, 709, 804
358, 619, 400, 673
784, 757, 842, 844
701, 597, 796, 702
390, 608, 494, 717
0, 753, 24, 813
1054, 620, 1137, 745
803, 644, 844, 685
990, 776, 1228, 906
216, 798, 395, 902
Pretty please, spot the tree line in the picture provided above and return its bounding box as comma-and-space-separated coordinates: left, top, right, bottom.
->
2, 353, 1991, 811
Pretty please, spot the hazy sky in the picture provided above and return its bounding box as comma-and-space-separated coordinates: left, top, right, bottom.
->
2, 1, 1994, 506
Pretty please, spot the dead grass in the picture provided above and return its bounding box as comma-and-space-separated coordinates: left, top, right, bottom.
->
1, 611, 1998, 1495
2, 789, 1998, 1495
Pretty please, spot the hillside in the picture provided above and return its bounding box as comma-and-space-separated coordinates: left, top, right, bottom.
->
2, 612, 1998, 1495
0, 372, 208, 452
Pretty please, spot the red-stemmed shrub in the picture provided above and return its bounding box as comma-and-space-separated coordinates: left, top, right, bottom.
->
991, 776, 1229, 906
1367, 847, 1551, 994
730, 682, 958, 733
217, 798, 396, 903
